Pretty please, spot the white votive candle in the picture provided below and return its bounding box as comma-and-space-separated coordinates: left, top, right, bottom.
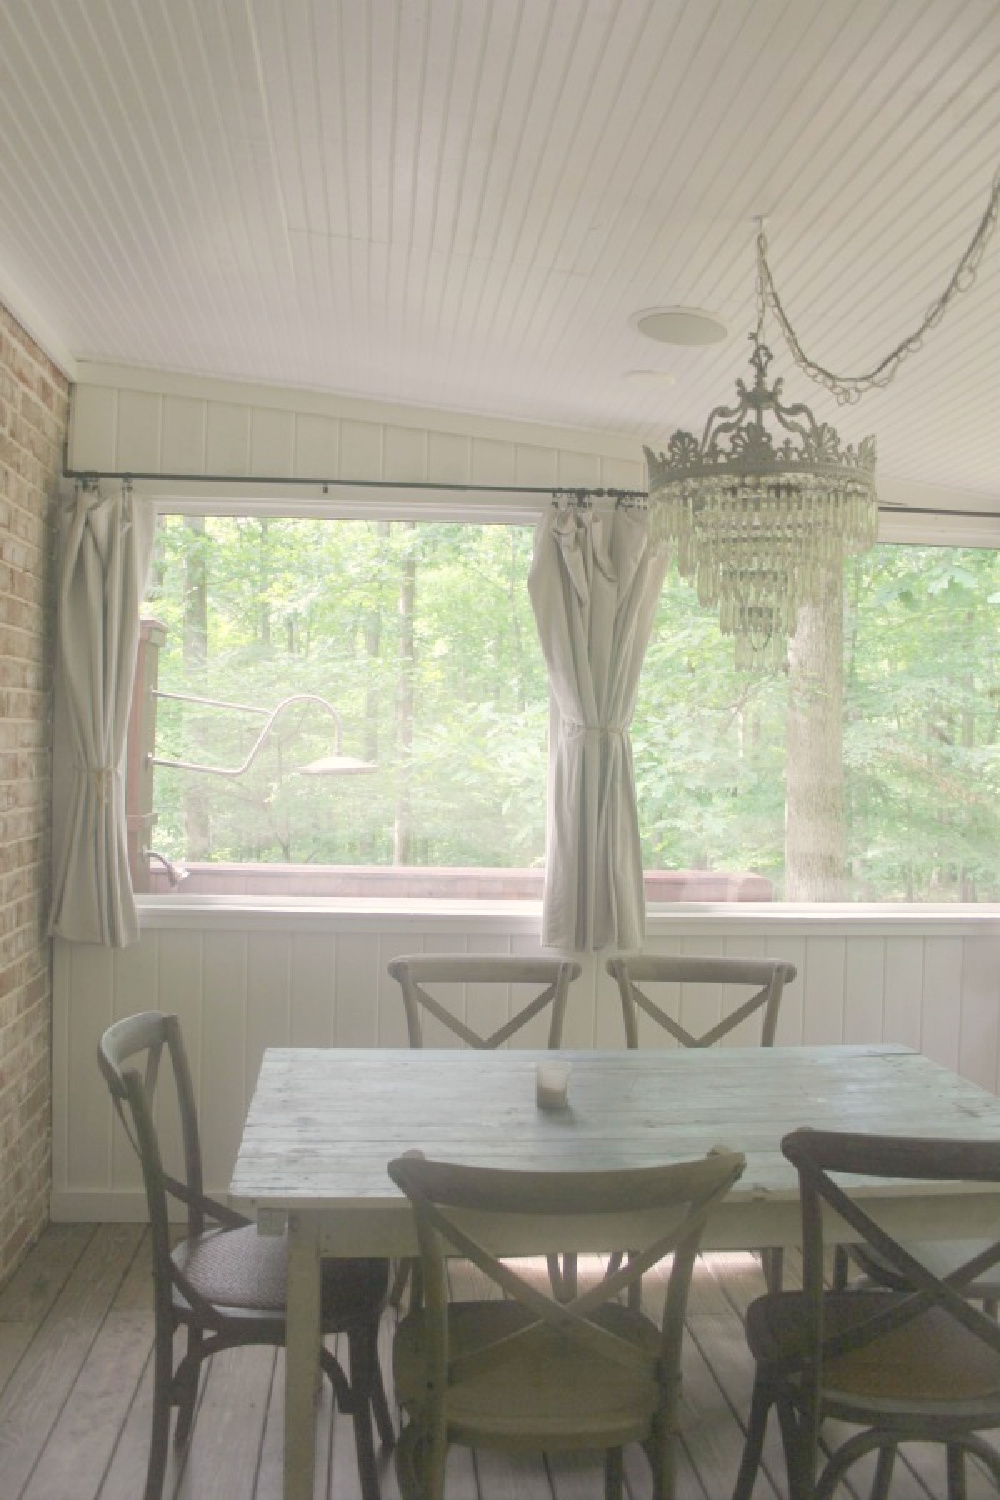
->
536, 1059, 571, 1110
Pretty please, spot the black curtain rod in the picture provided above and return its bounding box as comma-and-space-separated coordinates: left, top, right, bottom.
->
62, 468, 1000, 520
65, 467, 579, 496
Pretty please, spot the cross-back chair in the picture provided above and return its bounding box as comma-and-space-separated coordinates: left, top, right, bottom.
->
98, 1011, 393, 1500
733, 1128, 1000, 1500
387, 953, 581, 1050
607, 952, 796, 1294
388, 1147, 745, 1500
387, 953, 582, 1304
607, 952, 797, 1051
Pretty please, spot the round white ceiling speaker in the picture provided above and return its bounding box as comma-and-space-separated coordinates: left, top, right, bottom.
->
632, 307, 729, 345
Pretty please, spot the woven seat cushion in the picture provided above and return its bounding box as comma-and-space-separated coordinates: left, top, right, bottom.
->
173, 1227, 388, 1322
747, 1289, 1000, 1404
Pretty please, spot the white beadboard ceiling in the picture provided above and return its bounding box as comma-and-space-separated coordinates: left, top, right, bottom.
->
1, 0, 999, 510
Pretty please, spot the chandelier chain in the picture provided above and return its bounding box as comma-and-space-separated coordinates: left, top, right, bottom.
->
756, 162, 1000, 406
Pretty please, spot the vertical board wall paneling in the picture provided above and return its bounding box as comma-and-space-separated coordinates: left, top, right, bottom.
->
336, 931, 385, 1047
68, 371, 647, 496
50, 920, 1000, 1220
843, 937, 886, 1044
801, 937, 847, 1046
882, 937, 926, 1056
204, 402, 252, 472
200, 930, 251, 1193
288, 931, 338, 1047
161, 394, 208, 471
117, 390, 161, 473
959, 936, 1000, 1094
249, 406, 296, 475
245, 931, 292, 1096
920, 937, 966, 1073
770, 935, 809, 1047
66, 941, 118, 1194
294, 412, 340, 477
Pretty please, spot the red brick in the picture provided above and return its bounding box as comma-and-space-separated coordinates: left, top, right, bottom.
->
0, 298, 66, 1288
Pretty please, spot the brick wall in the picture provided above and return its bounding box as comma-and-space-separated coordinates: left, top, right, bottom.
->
0, 303, 69, 1284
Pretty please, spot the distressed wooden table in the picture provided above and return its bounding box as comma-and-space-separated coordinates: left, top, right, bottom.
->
231, 1044, 1000, 1500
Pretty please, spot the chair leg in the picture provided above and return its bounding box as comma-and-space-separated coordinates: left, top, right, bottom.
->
732, 1380, 772, 1500
604, 1445, 624, 1500
643, 1410, 675, 1500
946, 1444, 968, 1500
832, 1243, 851, 1290
347, 1327, 383, 1500
371, 1353, 396, 1452
776, 1395, 815, 1500
173, 1327, 202, 1446
144, 1309, 175, 1500
395, 1420, 421, 1500
389, 1257, 412, 1310
871, 1444, 896, 1500
760, 1246, 783, 1293
547, 1252, 577, 1302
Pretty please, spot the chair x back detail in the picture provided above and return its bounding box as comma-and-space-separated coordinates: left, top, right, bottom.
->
387, 953, 582, 1304
607, 953, 796, 1050
98, 1011, 393, 1500
734, 1128, 1000, 1500
388, 1148, 745, 1500
607, 952, 795, 1294
387, 953, 581, 1050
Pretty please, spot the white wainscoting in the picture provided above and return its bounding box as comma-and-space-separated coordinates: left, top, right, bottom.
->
52, 901, 1000, 1222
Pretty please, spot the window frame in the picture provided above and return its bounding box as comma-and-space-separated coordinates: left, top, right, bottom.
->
132, 482, 1000, 918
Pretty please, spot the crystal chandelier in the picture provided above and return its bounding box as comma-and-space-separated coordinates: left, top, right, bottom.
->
644, 170, 1000, 670
644, 236, 876, 671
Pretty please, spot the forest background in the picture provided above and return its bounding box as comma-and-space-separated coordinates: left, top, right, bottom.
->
142, 515, 1000, 904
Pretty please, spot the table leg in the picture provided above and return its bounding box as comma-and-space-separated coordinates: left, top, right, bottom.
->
285, 1212, 321, 1500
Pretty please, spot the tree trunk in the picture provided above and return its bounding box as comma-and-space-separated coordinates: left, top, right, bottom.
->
258, 518, 271, 647
182, 516, 211, 859
393, 522, 416, 865
785, 565, 845, 900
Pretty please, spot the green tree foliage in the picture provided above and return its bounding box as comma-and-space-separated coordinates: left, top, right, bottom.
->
143, 517, 1000, 901
146, 517, 548, 869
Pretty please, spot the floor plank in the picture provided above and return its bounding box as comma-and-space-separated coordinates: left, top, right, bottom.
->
0, 1224, 143, 1499
0, 1225, 97, 1393
3, 1226, 1000, 1499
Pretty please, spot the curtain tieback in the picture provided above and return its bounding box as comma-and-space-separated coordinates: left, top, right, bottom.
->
562, 721, 627, 736
78, 764, 117, 809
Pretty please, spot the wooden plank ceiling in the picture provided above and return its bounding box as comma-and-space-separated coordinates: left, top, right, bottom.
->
0, 0, 997, 510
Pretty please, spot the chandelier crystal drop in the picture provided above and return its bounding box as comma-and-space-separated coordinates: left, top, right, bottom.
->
645, 331, 877, 671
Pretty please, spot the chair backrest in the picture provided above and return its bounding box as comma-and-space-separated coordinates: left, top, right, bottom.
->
387, 954, 582, 1049
388, 1147, 745, 1387
98, 1011, 239, 1318
607, 954, 797, 1049
783, 1127, 1000, 1383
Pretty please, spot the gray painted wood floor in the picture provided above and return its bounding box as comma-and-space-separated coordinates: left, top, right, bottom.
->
0, 1226, 994, 1500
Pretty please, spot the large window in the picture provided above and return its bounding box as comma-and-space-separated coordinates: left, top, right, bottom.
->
136, 513, 1000, 903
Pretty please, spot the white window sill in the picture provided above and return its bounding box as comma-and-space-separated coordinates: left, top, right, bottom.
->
133, 893, 1000, 938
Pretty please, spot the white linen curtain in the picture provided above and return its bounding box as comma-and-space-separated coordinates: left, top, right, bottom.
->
49, 481, 157, 946
528, 501, 668, 952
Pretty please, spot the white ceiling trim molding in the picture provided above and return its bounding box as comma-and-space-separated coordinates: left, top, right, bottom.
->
0, 277, 77, 381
